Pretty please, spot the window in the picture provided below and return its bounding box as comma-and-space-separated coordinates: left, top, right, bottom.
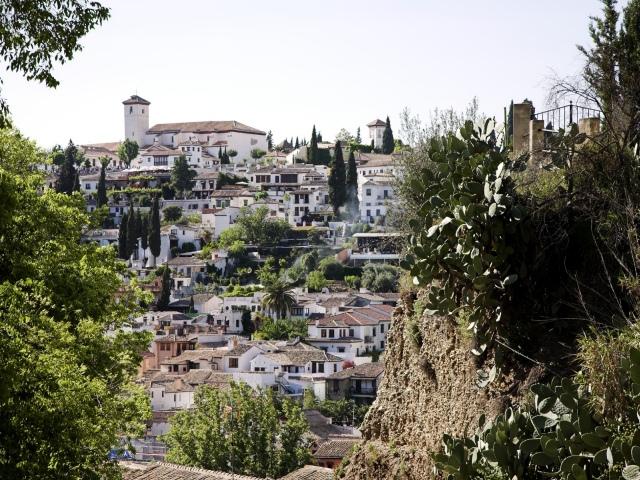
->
366, 210, 371, 217
129, 106, 133, 114
329, 329, 335, 338
384, 190, 389, 198
321, 329, 327, 338
376, 209, 381, 216
349, 328, 354, 337
229, 358, 239, 368
366, 189, 371, 196
380, 324, 385, 333
333, 380, 340, 392
85, 183, 90, 189
338, 347, 345, 353
334, 364, 337, 372
142, 108, 144, 114
373, 327, 377, 336
318, 363, 324, 373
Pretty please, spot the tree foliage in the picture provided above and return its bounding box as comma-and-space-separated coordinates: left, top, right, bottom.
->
0, 0, 110, 126
261, 280, 296, 320
382, 115, 395, 154
55, 140, 80, 194
164, 382, 311, 478
308, 125, 319, 164
328, 140, 346, 215
117, 138, 139, 167
171, 155, 196, 196
0, 128, 151, 479
148, 195, 161, 259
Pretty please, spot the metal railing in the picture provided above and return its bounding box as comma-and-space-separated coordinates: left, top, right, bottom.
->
534, 101, 601, 132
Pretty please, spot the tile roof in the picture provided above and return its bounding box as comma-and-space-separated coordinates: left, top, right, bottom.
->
312, 305, 394, 328
303, 410, 357, 441
151, 370, 232, 392
224, 344, 255, 357
279, 465, 334, 480
366, 119, 386, 127
160, 348, 226, 365
313, 439, 359, 459
262, 350, 342, 366
327, 362, 384, 380
147, 120, 265, 136
141, 144, 183, 156
167, 256, 207, 266
121, 461, 262, 480
122, 95, 151, 105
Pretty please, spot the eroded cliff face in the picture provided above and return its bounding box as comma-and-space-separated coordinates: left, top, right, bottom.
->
340, 293, 538, 479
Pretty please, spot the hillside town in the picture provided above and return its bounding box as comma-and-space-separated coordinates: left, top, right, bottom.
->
41, 94, 404, 472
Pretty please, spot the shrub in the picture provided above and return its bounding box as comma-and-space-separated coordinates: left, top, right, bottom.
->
180, 242, 196, 253
306, 271, 327, 292
401, 120, 529, 357
344, 275, 361, 289
319, 257, 344, 280
361, 263, 400, 292
163, 205, 182, 222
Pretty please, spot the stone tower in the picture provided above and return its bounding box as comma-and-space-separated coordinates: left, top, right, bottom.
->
367, 118, 386, 149
123, 95, 150, 147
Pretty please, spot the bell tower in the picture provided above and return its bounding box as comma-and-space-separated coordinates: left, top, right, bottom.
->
123, 95, 150, 147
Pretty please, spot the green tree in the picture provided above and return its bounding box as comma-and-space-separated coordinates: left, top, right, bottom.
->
157, 265, 172, 310
355, 126, 362, 144
227, 149, 238, 162
163, 205, 183, 222
55, 140, 79, 194
261, 279, 296, 319
0, 127, 151, 479
117, 138, 139, 167
232, 206, 290, 245
254, 316, 308, 340
328, 140, 346, 215
308, 125, 318, 164
266, 130, 273, 150
346, 149, 359, 219
171, 155, 196, 197
382, 115, 394, 154
164, 382, 311, 478
250, 148, 267, 162
96, 156, 109, 207
118, 211, 128, 259
140, 213, 149, 252
148, 195, 161, 264
306, 270, 327, 292
241, 310, 255, 335
0, 1, 109, 126
344, 275, 361, 290
126, 203, 138, 259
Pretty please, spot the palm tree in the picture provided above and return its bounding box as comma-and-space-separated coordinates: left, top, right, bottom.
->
261, 280, 296, 320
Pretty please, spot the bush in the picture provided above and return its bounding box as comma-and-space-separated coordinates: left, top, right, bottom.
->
319, 257, 344, 280
361, 263, 400, 292
433, 345, 640, 480
163, 206, 182, 222
344, 275, 361, 290
180, 242, 196, 253
306, 271, 327, 292
254, 316, 308, 340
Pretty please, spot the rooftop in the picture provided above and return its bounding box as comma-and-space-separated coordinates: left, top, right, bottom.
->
121, 461, 261, 480
122, 95, 151, 106
313, 439, 359, 459
147, 120, 265, 136
327, 362, 384, 380
279, 465, 334, 480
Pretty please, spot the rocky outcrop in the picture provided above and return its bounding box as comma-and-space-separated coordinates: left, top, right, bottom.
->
339, 293, 537, 479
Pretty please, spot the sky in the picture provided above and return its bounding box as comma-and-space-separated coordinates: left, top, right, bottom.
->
2, 0, 610, 148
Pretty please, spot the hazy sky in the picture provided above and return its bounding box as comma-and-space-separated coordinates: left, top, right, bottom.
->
3, 0, 609, 148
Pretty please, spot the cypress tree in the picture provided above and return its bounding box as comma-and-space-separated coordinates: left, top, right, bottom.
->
218, 147, 223, 159
96, 160, 108, 207
382, 116, 395, 154
125, 203, 137, 259
317, 131, 323, 143
141, 214, 149, 251
56, 140, 78, 194
346, 150, 360, 220
328, 140, 347, 216
355, 127, 362, 144
149, 195, 161, 262
118, 212, 128, 260
157, 266, 171, 310
308, 126, 318, 164
295, 137, 299, 149
266, 130, 273, 150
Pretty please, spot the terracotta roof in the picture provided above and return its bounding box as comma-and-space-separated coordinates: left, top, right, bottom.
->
141, 144, 183, 156
262, 350, 342, 366
279, 465, 334, 480
312, 305, 393, 328
147, 120, 265, 136
122, 95, 151, 105
81, 142, 121, 154
327, 362, 384, 380
224, 344, 256, 357
160, 348, 226, 365
366, 119, 386, 127
121, 461, 261, 479
313, 439, 359, 459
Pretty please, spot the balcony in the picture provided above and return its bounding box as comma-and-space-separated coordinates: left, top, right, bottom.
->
350, 386, 377, 396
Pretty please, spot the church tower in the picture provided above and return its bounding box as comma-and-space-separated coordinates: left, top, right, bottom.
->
123, 95, 150, 147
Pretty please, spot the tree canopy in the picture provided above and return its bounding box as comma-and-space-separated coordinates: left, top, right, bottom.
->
0, 0, 110, 126
117, 138, 139, 166
0, 128, 150, 479
164, 382, 311, 478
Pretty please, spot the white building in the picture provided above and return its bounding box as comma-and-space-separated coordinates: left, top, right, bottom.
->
367, 119, 386, 149
122, 95, 267, 166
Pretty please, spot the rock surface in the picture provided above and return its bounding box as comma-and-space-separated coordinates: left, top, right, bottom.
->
339, 294, 532, 479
